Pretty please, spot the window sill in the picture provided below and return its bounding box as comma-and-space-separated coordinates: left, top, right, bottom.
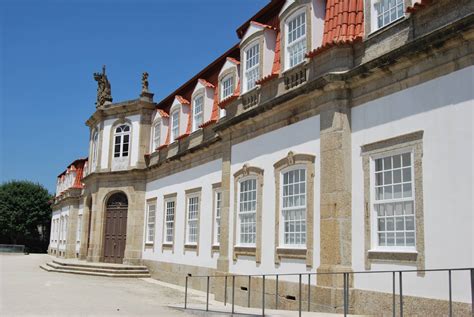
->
233, 245, 256, 259
368, 249, 418, 262
145, 242, 154, 246
162, 243, 173, 251
276, 247, 307, 260
212, 245, 220, 252
184, 244, 198, 251
367, 16, 408, 39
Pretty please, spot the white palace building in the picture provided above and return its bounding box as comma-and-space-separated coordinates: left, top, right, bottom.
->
48, 0, 474, 315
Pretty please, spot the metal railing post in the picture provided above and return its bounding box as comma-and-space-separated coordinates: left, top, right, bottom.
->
275, 275, 279, 310
184, 276, 188, 309
299, 274, 302, 317
448, 269, 452, 317
206, 276, 210, 311
392, 271, 396, 317
248, 275, 251, 307
232, 275, 235, 314
343, 273, 348, 317
224, 275, 227, 306
308, 274, 311, 312
399, 271, 403, 317
262, 275, 266, 316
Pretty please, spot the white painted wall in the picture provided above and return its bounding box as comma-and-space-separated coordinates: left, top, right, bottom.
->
263, 30, 277, 79
143, 159, 223, 269
76, 202, 84, 253
311, 0, 325, 49
229, 115, 321, 281
351, 66, 474, 302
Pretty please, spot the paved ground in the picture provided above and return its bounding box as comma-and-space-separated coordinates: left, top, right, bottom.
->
0, 254, 195, 317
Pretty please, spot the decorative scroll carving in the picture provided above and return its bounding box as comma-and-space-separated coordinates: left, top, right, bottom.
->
287, 151, 295, 165
94, 65, 112, 107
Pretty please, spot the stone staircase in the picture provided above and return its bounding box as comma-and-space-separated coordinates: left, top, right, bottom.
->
40, 258, 151, 278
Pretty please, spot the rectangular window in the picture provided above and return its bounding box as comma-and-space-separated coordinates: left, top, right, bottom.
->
192, 96, 203, 131
373, 152, 415, 248
375, 0, 405, 30
186, 195, 199, 244
244, 44, 260, 92
221, 76, 234, 100
164, 200, 175, 244
76, 215, 82, 242
153, 122, 160, 149
214, 191, 222, 245
287, 12, 307, 69
171, 111, 179, 142
146, 203, 156, 244
238, 178, 257, 245
282, 168, 306, 246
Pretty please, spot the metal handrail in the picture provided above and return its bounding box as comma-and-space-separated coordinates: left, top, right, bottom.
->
183, 267, 474, 317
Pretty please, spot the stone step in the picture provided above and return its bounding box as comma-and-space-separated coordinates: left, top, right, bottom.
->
52, 259, 148, 270
46, 262, 150, 274
40, 263, 151, 278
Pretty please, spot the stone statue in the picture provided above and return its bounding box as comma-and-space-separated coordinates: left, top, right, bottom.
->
142, 72, 149, 92
94, 65, 112, 107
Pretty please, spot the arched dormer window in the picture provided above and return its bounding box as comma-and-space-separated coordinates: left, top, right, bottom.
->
220, 74, 234, 101
114, 124, 130, 158
152, 120, 161, 150
170, 110, 179, 143
91, 129, 99, 168
192, 94, 203, 132
244, 42, 260, 92
285, 9, 307, 69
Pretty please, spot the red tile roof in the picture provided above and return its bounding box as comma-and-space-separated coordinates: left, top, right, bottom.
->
406, 0, 433, 13
157, 109, 169, 118
227, 57, 240, 65
176, 95, 190, 105
218, 79, 241, 109
57, 158, 88, 190
307, 0, 364, 59
236, 0, 285, 39
256, 30, 281, 85
250, 21, 278, 31
198, 78, 215, 88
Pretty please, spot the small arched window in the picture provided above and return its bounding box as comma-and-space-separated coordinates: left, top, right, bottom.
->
114, 124, 130, 158
192, 95, 203, 131
171, 110, 179, 142
152, 121, 161, 150
92, 130, 99, 167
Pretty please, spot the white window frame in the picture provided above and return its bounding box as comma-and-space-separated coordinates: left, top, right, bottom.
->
113, 124, 131, 158
76, 214, 82, 242
243, 42, 260, 93
213, 190, 222, 246
170, 110, 179, 143
186, 194, 200, 244
237, 176, 258, 246
164, 198, 175, 244
145, 202, 156, 244
285, 9, 307, 70
152, 121, 161, 150
192, 95, 204, 132
371, 0, 405, 33
370, 147, 416, 252
220, 75, 234, 101
279, 165, 307, 248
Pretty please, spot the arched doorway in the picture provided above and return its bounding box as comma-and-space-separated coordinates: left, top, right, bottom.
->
103, 192, 128, 263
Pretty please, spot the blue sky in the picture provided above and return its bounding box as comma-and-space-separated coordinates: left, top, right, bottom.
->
0, 0, 268, 193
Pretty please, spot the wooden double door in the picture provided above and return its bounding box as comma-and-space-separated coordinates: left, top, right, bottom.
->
103, 193, 128, 263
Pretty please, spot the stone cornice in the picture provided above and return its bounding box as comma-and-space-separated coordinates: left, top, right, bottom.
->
85, 99, 156, 128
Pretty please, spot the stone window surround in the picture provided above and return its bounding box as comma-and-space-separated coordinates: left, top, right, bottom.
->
218, 68, 237, 102
108, 118, 132, 169
145, 198, 157, 248
273, 151, 315, 267
361, 130, 425, 274
232, 164, 264, 264
191, 88, 205, 132
211, 182, 222, 256
240, 33, 265, 95
279, 1, 313, 73
162, 193, 177, 253
365, 0, 412, 36
183, 187, 202, 255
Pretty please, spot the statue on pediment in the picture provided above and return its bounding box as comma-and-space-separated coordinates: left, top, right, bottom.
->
94, 65, 112, 107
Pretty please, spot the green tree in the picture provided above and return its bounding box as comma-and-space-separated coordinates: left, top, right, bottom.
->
0, 180, 52, 252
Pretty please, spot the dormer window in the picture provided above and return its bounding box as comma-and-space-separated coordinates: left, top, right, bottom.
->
244, 43, 260, 92
114, 124, 130, 158
373, 0, 405, 31
286, 11, 306, 69
152, 121, 161, 149
221, 75, 234, 100
171, 110, 179, 142
192, 95, 203, 131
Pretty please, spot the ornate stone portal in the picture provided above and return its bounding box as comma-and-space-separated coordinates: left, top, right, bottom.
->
93, 65, 113, 107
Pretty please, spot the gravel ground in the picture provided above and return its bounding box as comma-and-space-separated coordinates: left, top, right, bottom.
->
0, 254, 197, 317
